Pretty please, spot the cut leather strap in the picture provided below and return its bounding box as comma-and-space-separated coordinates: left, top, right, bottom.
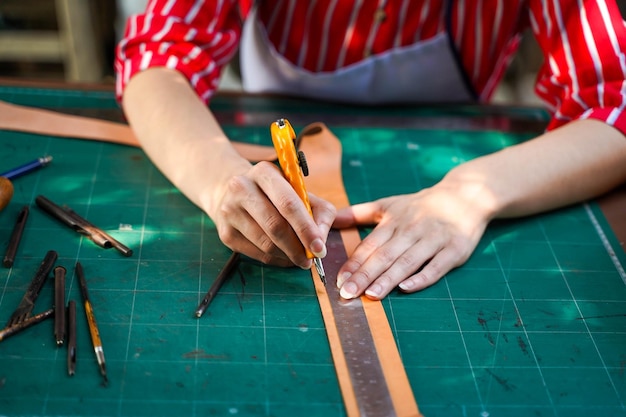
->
299, 123, 421, 417
0, 100, 277, 162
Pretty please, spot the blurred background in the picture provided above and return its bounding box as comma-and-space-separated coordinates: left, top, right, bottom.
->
0, 0, 624, 105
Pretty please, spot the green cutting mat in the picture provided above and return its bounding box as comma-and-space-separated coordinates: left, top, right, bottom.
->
0, 86, 625, 417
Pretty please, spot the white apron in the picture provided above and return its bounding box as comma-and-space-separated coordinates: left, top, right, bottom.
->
239, 3, 475, 105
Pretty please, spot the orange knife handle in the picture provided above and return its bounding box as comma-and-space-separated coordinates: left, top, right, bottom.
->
270, 118, 314, 259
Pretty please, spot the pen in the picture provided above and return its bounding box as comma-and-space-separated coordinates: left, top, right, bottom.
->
6, 250, 58, 327
0, 309, 54, 343
67, 300, 77, 376
270, 118, 326, 284
0, 156, 52, 181
3, 205, 29, 268
75, 261, 108, 385
35, 195, 133, 257
54, 266, 66, 346
195, 251, 240, 318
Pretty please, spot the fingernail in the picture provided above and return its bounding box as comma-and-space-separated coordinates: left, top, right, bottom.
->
310, 238, 326, 258
399, 279, 415, 291
339, 282, 357, 299
365, 284, 382, 299
337, 271, 351, 288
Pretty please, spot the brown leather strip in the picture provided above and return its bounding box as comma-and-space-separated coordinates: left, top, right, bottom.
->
0, 100, 278, 162
299, 123, 421, 417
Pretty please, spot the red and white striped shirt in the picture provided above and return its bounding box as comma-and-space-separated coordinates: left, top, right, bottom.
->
115, 0, 626, 135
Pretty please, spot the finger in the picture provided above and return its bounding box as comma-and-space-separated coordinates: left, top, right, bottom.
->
309, 193, 336, 254
240, 197, 312, 269
335, 226, 396, 298
398, 247, 465, 293
227, 163, 310, 267
216, 205, 289, 264
221, 170, 307, 266
361, 239, 443, 300
254, 163, 326, 258
338, 220, 453, 299
223, 227, 294, 268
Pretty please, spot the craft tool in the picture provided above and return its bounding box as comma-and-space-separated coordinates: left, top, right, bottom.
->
54, 266, 66, 345
3, 205, 29, 268
195, 251, 240, 318
0, 308, 54, 343
270, 118, 326, 284
35, 195, 133, 257
0, 176, 13, 212
0, 156, 52, 180
6, 250, 58, 327
67, 300, 77, 376
75, 261, 108, 385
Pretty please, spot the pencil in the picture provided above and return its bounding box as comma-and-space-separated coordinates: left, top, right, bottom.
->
195, 252, 240, 318
54, 266, 66, 346
3, 205, 29, 268
75, 261, 108, 385
67, 300, 77, 376
0, 156, 52, 180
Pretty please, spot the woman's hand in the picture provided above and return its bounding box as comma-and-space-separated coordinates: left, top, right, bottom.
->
333, 119, 626, 300
212, 161, 336, 269
333, 181, 493, 300
123, 69, 337, 269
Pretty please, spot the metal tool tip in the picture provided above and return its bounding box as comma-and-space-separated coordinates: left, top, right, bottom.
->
313, 258, 326, 285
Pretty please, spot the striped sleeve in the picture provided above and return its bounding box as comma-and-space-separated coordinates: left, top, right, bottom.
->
114, 0, 243, 104
529, 0, 626, 135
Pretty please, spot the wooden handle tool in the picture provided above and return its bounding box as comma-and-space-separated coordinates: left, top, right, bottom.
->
0, 177, 14, 212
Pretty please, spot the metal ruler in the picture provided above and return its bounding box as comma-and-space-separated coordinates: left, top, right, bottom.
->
323, 229, 397, 416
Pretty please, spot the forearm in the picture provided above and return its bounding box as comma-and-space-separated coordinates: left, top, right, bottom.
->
443, 119, 626, 220
122, 67, 251, 218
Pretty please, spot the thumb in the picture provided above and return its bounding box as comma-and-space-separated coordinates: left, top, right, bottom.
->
333, 201, 383, 228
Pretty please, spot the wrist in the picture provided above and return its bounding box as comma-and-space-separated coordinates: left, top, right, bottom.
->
439, 166, 501, 223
